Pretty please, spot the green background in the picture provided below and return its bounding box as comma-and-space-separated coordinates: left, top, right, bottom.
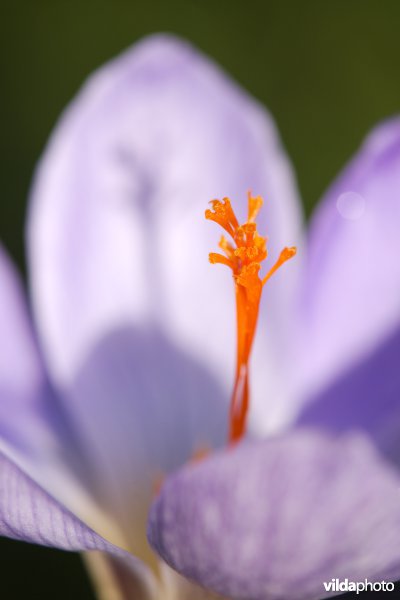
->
0, 1, 399, 597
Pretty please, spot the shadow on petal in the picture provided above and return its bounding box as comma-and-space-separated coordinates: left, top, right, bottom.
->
64, 324, 228, 562
296, 322, 400, 465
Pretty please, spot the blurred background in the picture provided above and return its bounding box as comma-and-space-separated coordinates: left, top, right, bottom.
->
1, 0, 399, 597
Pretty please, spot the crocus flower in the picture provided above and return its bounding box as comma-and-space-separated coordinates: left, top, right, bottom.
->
1, 33, 400, 600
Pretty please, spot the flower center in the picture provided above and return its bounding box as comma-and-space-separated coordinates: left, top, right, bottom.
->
206, 193, 296, 444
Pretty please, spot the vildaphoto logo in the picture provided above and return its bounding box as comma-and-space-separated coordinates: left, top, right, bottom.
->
323, 578, 395, 594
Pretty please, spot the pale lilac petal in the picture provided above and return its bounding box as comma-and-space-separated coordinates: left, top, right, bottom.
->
27, 34, 302, 555
293, 118, 400, 413
0, 243, 119, 545
148, 430, 400, 600
1, 450, 160, 600
0, 450, 129, 560
28, 33, 302, 436
0, 447, 158, 598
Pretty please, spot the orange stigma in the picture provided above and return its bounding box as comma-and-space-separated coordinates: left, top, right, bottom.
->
206, 193, 296, 444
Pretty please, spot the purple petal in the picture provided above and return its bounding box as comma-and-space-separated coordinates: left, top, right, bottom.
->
0, 249, 157, 595
27, 33, 302, 437
297, 322, 400, 462
148, 429, 400, 600
0, 243, 118, 544
294, 118, 400, 412
27, 34, 302, 556
0, 450, 141, 568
